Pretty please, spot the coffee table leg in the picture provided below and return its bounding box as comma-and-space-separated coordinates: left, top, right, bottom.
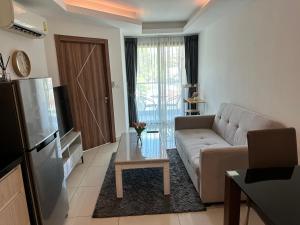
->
115, 165, 123, 198
163, 162, 170, 195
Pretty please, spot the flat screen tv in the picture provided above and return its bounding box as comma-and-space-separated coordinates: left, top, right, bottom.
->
53, 85, 74, 139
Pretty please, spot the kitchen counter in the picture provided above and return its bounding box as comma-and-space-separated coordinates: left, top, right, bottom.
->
0, 155, 23, 179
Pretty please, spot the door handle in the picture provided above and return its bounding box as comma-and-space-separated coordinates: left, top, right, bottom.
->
105, 97, 108, 103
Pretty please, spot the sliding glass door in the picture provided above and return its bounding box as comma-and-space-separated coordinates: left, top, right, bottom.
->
136, 37, 186, 148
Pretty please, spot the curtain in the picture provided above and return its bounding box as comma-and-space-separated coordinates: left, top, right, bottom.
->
136, 36, 186, 147
125, 38, 138, 127
184, 35, 199, 98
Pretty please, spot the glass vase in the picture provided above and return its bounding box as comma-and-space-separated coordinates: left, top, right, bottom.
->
1, 69, 10, 82
137, 134, 142, 147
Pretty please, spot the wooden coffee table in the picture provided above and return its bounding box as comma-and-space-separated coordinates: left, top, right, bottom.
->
114, 132, 170, 198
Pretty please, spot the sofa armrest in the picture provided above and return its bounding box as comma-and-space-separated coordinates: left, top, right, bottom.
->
175, 115, 215, 130
199, 146, 248, 203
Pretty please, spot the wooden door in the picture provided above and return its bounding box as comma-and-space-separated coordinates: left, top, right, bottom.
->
55, 35, 116, 149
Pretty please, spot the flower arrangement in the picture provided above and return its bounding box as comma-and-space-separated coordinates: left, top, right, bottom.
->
132, 122, 146, 137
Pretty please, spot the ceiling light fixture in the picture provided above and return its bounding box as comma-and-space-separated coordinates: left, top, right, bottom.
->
196, 0, 211, 8
64, 0, 142, 19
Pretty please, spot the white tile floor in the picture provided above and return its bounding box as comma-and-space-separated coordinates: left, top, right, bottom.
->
65, 142, 265, 225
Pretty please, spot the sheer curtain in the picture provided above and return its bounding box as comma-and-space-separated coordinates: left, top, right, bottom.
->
136, 36, 186, 148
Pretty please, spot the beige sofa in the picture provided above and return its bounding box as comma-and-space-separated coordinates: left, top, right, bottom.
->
175, 103, 282, 203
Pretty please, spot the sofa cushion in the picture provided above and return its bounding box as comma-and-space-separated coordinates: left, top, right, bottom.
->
212, 103, 283, 146
175, 129, 231, 174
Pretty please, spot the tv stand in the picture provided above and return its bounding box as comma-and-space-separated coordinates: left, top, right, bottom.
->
60, 131, 84, 178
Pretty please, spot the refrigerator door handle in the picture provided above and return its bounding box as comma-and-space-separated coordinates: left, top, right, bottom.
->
35, 132, 57, 152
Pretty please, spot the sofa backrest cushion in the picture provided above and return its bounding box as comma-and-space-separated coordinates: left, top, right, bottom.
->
212, 103, 284, 146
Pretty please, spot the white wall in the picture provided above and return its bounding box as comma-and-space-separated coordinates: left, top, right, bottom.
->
120, 31, 129, 129
44, 16, 128, 138
0, 29, 48, 79
199, 0, 300, 147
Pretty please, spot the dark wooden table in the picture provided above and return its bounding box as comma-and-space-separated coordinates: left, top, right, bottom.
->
224, 166, 300, 225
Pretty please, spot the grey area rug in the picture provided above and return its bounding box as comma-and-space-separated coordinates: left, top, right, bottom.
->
92, 149, 206, 218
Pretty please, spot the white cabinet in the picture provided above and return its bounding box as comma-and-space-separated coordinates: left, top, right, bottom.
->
61, 131, 84, 178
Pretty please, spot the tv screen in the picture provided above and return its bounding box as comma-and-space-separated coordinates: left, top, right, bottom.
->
53, 85, 74, 138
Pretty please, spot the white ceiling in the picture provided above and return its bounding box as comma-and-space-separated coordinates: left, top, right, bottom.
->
108, 0, 199, 22
17, 0, 251, 35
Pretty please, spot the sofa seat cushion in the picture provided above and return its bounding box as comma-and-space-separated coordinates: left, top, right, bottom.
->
175, 129, 231, 173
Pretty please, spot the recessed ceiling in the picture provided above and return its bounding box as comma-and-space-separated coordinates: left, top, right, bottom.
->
54, 0, 213, 33
64, 0, 141, 20
61, 0, 207, 22
16, 0, 251, 35
110, 0, 199, 22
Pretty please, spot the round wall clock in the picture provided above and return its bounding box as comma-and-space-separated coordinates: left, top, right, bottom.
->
12, 50, 31, 77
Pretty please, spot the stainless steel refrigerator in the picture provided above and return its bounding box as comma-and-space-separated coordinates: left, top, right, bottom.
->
0, 78, 69, 225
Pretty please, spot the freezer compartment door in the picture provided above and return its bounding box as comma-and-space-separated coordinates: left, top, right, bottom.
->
17, 78, 58, 149
29, 136, 69, 225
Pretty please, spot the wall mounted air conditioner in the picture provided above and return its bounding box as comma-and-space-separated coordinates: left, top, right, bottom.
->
0, 0, 48, 39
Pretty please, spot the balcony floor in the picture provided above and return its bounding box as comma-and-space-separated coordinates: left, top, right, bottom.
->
137, 109, 182, 149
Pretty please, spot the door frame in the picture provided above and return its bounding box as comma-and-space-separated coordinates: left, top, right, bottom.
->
54, 34, 116, 143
